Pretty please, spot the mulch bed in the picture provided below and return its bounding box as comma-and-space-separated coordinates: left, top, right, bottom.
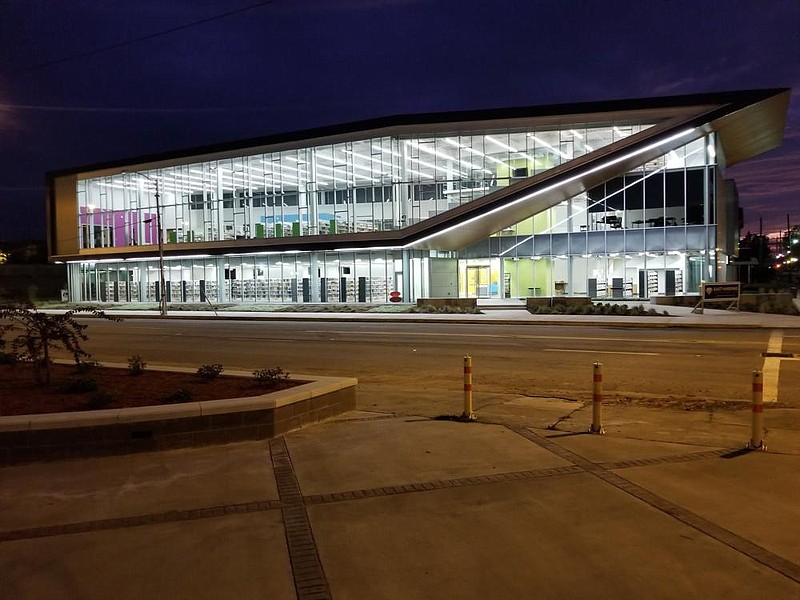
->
0, 363, 300, 416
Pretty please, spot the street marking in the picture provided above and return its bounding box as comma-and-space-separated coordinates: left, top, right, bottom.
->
766, 330, 784, 354
762, 330, 783, 403
543, 348, 660, 356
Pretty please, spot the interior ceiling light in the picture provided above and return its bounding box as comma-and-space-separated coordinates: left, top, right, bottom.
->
529, 134, 570, 159
486, 134, 538, 162
484, 135, 518, 152
444, 138, 508, 167
405, 140, 490, 174
371, 144, 402, 157
343, 149, 400, 171
412, 156, 467, 178
313, 163, 374, 182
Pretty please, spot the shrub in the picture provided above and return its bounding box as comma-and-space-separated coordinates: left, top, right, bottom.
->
253, 367, 290, 387
196, 363, 224, 381
60, 377, 98, 394
0, 304, 121, 386
164, 388, 193, 403
128, 355, 147, 376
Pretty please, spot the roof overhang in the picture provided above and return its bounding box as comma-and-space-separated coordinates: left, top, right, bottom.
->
711, 89, 790, 168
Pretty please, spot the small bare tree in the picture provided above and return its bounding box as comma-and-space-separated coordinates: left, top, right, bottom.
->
0, 305, 121, 385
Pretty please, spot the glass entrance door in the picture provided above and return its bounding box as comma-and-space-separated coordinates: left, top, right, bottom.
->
466, 266, 490, 297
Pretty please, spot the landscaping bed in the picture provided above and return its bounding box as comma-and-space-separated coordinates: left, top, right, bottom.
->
0, 362, 300, 417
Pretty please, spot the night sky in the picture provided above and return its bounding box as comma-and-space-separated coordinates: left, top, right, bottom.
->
1, 0, 798, 244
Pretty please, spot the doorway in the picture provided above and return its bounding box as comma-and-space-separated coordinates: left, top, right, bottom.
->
466, 266, 490, 297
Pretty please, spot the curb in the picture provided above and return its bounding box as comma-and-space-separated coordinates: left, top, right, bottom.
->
57, 310, 800, 329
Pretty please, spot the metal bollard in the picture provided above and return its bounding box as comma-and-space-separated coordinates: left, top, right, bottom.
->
749, 369, 766, 450
463, 355, 476, 420
590, 362, 605, 434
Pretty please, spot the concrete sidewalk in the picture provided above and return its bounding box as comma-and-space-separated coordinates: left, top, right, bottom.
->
2, 387, 799, 599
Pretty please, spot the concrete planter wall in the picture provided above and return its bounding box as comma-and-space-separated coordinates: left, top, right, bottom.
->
525, 297, 592, 311
0, 367, 357, 466
416, 298, 478, 309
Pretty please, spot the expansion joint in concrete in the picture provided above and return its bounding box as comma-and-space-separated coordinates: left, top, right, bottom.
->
505, 424, 800, 586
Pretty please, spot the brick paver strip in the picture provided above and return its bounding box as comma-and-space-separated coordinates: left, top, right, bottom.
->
270, 437, 332, 600
599, 448, 732, 470
507, 425, 800, 585
303, 465, 584, 505
0, 499, 281, 543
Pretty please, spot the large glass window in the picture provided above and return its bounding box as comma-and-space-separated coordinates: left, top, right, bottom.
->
76, 122, 658, 250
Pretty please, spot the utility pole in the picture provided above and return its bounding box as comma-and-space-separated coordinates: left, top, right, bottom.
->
153, 177, 168, 317
126, 170, 167, 317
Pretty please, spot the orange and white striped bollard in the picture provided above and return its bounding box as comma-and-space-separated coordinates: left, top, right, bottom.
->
463, 355, 476, 420
749, 369, 766, 450
590, 362, 605, 434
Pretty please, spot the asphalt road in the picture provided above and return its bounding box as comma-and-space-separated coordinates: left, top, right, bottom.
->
71, 319, 800, 405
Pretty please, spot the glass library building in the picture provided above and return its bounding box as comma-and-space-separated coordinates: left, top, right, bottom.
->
47, 89, 789, 305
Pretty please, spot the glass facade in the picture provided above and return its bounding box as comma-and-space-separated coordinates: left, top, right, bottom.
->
71, 250, 430, 305
75, 123, 654, 250
65, 115, 726, 304
462, 135, 719, 298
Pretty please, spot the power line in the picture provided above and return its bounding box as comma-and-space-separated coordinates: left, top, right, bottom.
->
10, 0, 279, 75
0, 104, 283, 114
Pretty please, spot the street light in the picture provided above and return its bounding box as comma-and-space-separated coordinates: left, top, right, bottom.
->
126, 170, 168, 317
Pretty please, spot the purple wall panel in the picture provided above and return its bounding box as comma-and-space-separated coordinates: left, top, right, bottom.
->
113, 212, 126, 246
78, 207, 157, 247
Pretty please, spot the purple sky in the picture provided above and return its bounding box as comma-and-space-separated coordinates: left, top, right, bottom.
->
0, 0, 798, 242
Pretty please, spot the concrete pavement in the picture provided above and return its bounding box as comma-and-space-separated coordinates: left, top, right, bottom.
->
2, 385, 800, 599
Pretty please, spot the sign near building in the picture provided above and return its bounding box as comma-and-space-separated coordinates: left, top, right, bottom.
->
693, 282, 741, 312
702, 282, 741, 301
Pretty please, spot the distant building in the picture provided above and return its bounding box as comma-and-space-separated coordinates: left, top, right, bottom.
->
47, 89, 789, 304
0, 240, 64, 302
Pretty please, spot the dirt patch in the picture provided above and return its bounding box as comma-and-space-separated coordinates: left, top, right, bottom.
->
608, 394, 751, 411
0, 363, 300, 416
